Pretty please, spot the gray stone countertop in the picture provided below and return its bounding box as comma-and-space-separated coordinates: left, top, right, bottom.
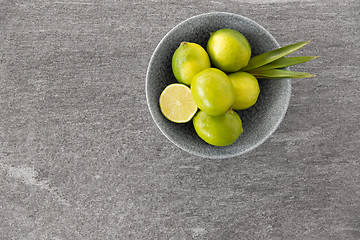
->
1, 0, 359, 239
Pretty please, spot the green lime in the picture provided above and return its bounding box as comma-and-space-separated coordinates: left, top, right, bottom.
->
159, 83, 198, 123
193, 110, 243, 146
228, 72, 260, 110
191, 68, 235, 116
172, 42, 211, 86
206, 28, 251, 73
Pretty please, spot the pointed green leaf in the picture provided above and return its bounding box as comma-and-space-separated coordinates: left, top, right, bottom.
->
255, 76, 314, 79
251, 56, 319, 71
249, 69, 315, 78
241, 40, 312, 71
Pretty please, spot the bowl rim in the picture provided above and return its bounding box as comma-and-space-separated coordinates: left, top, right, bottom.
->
145, 12, 291, 159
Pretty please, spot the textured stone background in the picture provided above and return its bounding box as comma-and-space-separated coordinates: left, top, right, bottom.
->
1, 0, 359, 239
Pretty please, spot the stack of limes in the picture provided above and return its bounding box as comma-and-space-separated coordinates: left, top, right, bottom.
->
159, 28, 317, 146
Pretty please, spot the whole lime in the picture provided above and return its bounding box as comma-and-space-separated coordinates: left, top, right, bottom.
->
172, 42, 211, 86
206, 28, 251, 73
228, 72, 260, 110
193, 110, 243, 146
191, 68, 235, 116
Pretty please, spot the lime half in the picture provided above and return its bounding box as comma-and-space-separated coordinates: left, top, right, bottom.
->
159, 83, 198, 123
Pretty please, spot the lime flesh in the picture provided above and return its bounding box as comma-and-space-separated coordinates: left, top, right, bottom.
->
159, 83, 198, 123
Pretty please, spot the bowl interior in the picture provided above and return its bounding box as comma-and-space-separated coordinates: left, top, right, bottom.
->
146, 12, 291, 159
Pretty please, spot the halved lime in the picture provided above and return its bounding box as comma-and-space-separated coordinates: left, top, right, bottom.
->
159, 83, 198, 123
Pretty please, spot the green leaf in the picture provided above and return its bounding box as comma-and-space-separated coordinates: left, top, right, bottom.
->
241, 40, 311, 71
251, 56, 319, 71
248, 69, 315, 78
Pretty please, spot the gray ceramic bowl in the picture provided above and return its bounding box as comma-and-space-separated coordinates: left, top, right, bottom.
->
146, 12, 291, 159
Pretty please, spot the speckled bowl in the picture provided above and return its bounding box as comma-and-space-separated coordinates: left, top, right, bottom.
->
146, 12, 291, 159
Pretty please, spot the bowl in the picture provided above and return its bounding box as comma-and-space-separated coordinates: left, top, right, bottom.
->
146, 12, 291, 159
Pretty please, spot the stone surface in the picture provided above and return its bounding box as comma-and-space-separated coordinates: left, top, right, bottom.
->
1, 0, 359, 239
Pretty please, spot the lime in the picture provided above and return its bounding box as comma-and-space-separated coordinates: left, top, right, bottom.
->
159, 83, 198, 123
193, 110, 243, 146
228, 72, 260, 110
191, 68, 235, 116
206, 28, 251, 73
172, 42, 211, 86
